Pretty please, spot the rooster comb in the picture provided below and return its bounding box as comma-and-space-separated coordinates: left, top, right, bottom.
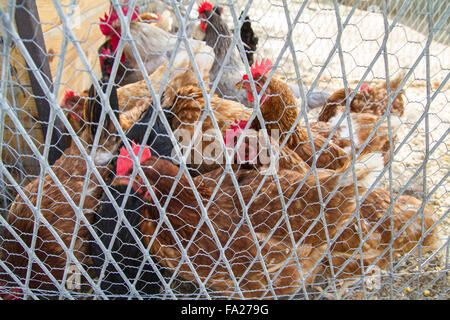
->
198, 1, 214, 14
117, 141, 152, 176
224, 120, 249, 146
251, 59, 273, 79
62, 90, 75, 105
360, 83, 370, 91
99, 4, 139, 35
61, 90, 82, 120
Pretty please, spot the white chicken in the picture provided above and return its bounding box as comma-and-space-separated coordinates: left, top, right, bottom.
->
99, 4, 213, 79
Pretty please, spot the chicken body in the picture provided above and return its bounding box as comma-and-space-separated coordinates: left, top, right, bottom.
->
197, 154, 438, 283
88, 94, 182, 299
316, 77, 404, 165
124, 21, 177, 78
1, 144, 109, 294
239, 74, 350, 170
90, 184, 162, 298
104, 42, 215, 118
330, 188, 438, 278
318, 77, 405, 122
98, 9, 174, 85
200, 7, 251, 107
325, 109, 401, 165
0, 82, 126, 297
112, 149, 381, 298
240, 71, 402, 169
109, 56, 312, 175
123, 20, 212, 81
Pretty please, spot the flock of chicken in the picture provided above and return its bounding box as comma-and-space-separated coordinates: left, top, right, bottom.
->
0, 2, 440, 299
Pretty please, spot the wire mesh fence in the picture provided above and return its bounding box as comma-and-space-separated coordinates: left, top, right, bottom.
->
0, 0, 448, 300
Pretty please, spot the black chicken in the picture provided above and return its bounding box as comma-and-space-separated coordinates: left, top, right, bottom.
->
239, 11, 259, 66
90, 184, 163, 298
89, 97, 174, 299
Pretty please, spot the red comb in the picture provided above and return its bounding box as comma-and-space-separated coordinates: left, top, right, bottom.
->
99, 9, 115, 36
198, 1, 213, 14
225, 120, 249, 146
230, 119, 248, 131
251, 59, 273, 79
360, 83, 369, 91
61, 90, 75, 106
242, 59, 273, 82
99, 47, 113, 63
99, 4, 139, 36
117, 141, 152, 176
109, 36, 126, 62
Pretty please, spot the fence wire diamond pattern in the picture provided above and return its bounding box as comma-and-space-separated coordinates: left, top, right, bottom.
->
0, 0, 448, 300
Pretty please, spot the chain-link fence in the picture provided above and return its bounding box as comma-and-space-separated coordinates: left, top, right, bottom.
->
0, 0, 448, 300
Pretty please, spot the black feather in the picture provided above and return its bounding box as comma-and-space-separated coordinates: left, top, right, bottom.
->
87, 80, 120, 138
123, 94, 174, 161
89, 185, 162, 298
239, 12, 258, 66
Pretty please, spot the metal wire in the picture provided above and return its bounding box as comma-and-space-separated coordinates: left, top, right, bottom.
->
0, 0, 448, 300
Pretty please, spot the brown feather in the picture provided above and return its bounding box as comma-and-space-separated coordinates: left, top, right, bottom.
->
0, 92, 124, 295
318, 76, 405, 122
128, 153, 379, 298
250, 75, 350, 170
329, 188, 439, 277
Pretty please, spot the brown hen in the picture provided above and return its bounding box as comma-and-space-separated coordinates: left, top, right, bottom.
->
236, 59, 350, 170
329, 188, 439, 278
318, 76, 405, 122
112, 141, 382, 298
0, 82, 130, 297
238, 60, 402, 167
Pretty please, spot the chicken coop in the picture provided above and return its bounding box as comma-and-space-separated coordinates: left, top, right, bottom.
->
0, 0, 448, 300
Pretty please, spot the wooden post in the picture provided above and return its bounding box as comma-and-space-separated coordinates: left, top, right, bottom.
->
14, 0, 66, 165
